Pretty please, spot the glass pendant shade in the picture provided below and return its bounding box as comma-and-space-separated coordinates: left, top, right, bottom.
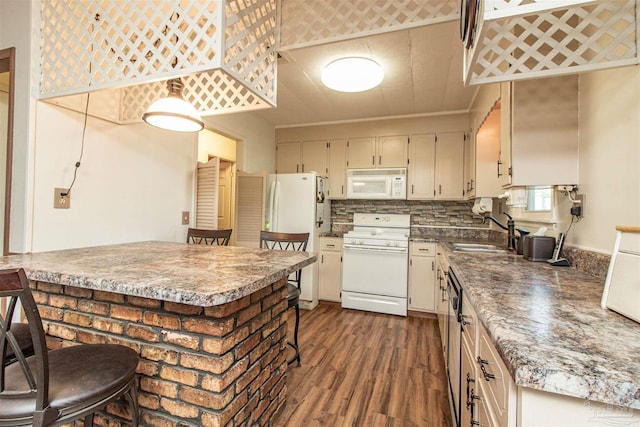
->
321, 57, 384, 92
142, 79, 204, 132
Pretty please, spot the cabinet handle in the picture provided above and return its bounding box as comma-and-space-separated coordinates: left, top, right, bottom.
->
321, 254, 324, 263
470, 179, 474, 190
466, 373, 476, 409
372, 155, 375, 165
477, 357, 496, 381
497, 160, 502, 177
438, 184, 442, 195
326, 244, 335, 248
432, 260, 435, 271
378, 155, 381, 165
297, 164, 300, 173
341, 185, 344, 195
411, 184, 414, 194
302, 164, 305, 172
461, 314, 471, 326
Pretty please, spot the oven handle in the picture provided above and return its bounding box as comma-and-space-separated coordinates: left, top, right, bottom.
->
343, 245, 408, 254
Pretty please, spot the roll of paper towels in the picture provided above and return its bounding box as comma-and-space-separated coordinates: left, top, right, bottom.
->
472, 198, 493, 215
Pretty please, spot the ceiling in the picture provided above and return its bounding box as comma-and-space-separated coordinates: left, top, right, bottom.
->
227, 20, 478, 128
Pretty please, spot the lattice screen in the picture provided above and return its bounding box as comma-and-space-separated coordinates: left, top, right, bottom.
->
464, 0, 638, 85
279, 0, 459, 50
39, 0, 276, 122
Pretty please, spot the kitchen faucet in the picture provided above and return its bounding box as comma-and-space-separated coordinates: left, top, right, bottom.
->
482, 213, 528, 251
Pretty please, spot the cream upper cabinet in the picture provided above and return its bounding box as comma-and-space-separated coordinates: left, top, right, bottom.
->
346, 137, 376, 168
435, 132, 465, 200
347, 136, 408, 169
328, 139, 347, 199
377, 135, 408, 168
499, 82, 512, 187
408, 133, 436, 199
463, 132, 476, 198
276, 142, 301, 174
276, 141, 328, 175
302, 140, 328, 175
475, 105, 502, 198
501, 75, 579, 187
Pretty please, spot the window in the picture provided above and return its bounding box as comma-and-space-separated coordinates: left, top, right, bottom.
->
526, 186, 552, 212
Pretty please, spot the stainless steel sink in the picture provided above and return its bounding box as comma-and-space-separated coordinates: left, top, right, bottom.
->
451, 243, 508, 254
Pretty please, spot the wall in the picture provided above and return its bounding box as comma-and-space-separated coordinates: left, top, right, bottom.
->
203, 112, 275, 174
573, 66, 640, 253
198, 129, 236, 163
31, 101, 196, 252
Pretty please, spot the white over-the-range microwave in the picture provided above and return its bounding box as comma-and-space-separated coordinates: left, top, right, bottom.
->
346, 168, 407, 199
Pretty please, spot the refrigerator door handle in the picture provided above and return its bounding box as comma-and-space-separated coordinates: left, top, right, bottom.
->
267, 180, 276, 230
273, 181, 281, 231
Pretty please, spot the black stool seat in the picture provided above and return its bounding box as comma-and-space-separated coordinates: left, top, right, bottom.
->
3, 323, 34, 367
287, 284, 300, 307
2, 344, 138, 424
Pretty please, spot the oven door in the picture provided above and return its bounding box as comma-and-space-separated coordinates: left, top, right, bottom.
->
342, 244, 408, 297
447, 268, 462, 427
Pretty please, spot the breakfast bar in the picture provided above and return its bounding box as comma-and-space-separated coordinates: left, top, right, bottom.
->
0, 241, 316, 427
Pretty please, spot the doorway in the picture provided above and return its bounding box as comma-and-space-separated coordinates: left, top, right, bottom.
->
0, 48, 15, 256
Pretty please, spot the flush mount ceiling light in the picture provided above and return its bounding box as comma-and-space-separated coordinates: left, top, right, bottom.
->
142, 79, 204, 132
321, 57, 384, 92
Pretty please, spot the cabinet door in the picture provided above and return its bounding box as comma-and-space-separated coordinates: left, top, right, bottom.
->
461, 337, 477, 427
276, 142, 301, 174
318, 250, 342, 302
302, 140, 328, 175
475, 105, 502, 198
377, 135, 408, 168
408, 255, 436, 312
435, 132, 465, 199
347, 137, 376, 168
408, 133, 436, 199
499, 82, 512, 187
463, 132, 476, 198
328, 139, 347, 199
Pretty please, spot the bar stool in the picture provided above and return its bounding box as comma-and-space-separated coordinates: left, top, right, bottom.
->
186, 228, 232, 246
0, 268, 139, 427
259, 231, 309, 366
2, 323, 34, 367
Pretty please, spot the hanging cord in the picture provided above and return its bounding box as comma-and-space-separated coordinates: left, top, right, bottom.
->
61, 93, 90, 197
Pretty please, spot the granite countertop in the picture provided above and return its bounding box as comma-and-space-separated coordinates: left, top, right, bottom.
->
441, 243, 640, 410
0, 241, 316, 307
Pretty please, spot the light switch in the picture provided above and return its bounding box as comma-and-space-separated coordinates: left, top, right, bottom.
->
53, 188, 70, 209
182, 211, 190, 225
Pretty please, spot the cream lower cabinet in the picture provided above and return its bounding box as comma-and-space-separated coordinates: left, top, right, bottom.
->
408, 242, 437, 312
318, 237, 342, 302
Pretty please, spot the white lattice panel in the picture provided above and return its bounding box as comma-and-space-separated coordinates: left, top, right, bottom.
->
465, 0, 638, 84
279, 0, 459, 50
39, 0, 276, 121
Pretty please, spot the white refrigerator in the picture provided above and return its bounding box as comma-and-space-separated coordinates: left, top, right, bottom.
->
265, 172, 330, 310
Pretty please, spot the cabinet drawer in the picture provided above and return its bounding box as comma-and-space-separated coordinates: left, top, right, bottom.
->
410, 242, 436, 256
320, 237, 342, 252
477, 325, 515, 427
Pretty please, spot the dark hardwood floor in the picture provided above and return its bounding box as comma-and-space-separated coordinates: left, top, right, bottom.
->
274, 303, 452, 427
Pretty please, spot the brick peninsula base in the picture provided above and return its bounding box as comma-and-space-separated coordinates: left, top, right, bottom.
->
31, 277, 288, 426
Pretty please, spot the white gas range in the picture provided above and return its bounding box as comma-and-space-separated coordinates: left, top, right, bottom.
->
341, 213, 411, 316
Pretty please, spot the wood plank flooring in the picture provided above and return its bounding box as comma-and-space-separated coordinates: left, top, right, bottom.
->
274, 303, 452, 427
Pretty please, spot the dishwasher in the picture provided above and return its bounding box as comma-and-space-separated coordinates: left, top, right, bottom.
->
447, 267, 463, 427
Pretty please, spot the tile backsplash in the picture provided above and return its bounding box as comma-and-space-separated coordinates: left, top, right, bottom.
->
331, 199, 487, 230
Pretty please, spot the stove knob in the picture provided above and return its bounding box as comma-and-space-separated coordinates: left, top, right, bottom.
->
394, 241, 400, 247
385, 241, 391, 246
359, 240, 364, 245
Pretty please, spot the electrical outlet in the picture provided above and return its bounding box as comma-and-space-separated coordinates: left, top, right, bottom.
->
558, 185, 576, 192
53, 188, 70, 209
181, 211, 190, 225
574, 194, 585, 218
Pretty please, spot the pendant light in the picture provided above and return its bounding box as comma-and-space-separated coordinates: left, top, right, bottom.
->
142, 78, 204, 132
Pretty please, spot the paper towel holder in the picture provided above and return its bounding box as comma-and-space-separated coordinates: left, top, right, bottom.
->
472, 197, 493, 215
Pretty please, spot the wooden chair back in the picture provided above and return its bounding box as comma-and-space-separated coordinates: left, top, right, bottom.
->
187, 228, 232, 246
